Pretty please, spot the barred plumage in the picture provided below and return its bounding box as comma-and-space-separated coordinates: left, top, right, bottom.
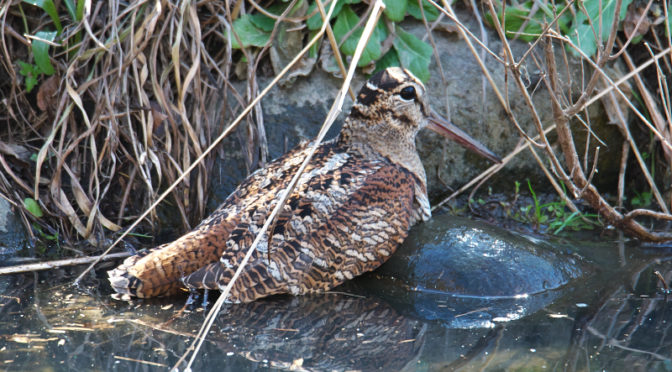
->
108, 67, 500, 302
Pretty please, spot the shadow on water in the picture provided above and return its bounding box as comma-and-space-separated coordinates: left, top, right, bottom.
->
1, 232, 672, 371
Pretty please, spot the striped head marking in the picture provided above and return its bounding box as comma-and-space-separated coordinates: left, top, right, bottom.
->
339, 67, 500, 188
341, 67, 431, 150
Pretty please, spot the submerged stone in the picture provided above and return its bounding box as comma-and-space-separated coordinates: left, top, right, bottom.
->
362, 215, 586, 328
0, 197, 26, 258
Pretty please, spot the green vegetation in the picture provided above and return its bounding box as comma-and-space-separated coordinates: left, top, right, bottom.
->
512, 180, 601, 234
486, 0, 634, 57
229, 0, 441, 81
23, 197, 59, 253
17, 0, 84, 91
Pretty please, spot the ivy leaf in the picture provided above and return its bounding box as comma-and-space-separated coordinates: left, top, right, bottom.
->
32, 30, 57, 76
569, 0, 633, 57
334, 6, 382, 66
230, 14, 271, 48
373, 49, 401, 74
250, 13, 276, 32
393, 26, 433, 82
306, 1, 345, 30
250, 3, 288, 32
407, 0, 439, 22
24, 197, 43, 218
383, 0, 407, 22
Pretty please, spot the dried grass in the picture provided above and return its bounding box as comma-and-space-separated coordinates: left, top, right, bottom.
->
0, 1, 264, 248
434, 0, 672, 241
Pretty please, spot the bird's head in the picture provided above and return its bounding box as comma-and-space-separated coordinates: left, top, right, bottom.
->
341, 67, 501, 165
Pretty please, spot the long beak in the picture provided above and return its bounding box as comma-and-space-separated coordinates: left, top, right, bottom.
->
427, 109, 502, 164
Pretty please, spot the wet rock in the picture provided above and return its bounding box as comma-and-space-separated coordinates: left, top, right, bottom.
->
0, 197, 26, 258
361, 216, 586, 328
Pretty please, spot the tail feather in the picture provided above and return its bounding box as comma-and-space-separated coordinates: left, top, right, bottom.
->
107, 220, 231, 298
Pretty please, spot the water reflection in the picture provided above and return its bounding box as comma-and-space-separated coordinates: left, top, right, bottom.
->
0, 278, 426, 371
207, 294, 426, 371
0, 235, 671, 371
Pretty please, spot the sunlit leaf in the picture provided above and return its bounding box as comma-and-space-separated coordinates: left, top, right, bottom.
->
334, 6, 382, 66
569, 0, 633, 57
32, 30, 57, 76
24, 197, 43, 218
306, 1, 345, 30
393, 25, 432, 82
373, 49, 401, 74
230, 14, 271, 48
407, 0, 439, 22
383, 0, 407, 22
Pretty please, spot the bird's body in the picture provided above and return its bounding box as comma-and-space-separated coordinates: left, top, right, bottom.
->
108, 67, 499, 302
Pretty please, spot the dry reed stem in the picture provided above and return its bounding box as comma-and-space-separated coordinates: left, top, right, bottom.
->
434, 0, 672, 240
0, 251, 131, 275
175, 2, 385, 370
159, 2, 352, 366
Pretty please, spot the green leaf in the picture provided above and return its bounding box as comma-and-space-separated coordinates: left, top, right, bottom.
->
230, 14, 271, 48
64, 0, 77, 20
18, 60, 37, 76
250, 13, 276, 32
249, 3, 288, 32
32, 30, 57, 75
23, 0, 62, 34
667, 1, 672, 37
306, 1, 345, 30
485, 1, 572, 42
374, 49, 400, 74
486, 3, 540, 42
62, 0, 84, 21
26, 75, 38, 92
393, 25, 433, 82
24, 197, 43, 218
309, 29, 320, 58
407, 0, 439, 22
17, 60, 39, 92
383, 0, 407, 22
569, 0, 633, 57
334, 6, 382, 66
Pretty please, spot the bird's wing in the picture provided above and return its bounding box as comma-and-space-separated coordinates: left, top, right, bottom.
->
108, 141, 314, 297
183, 144, 420, 302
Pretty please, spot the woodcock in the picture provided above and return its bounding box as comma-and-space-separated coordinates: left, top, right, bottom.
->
108, 67, 501, 303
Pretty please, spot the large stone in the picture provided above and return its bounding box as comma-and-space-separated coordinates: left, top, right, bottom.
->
360, 215, 586, 328
0, 197, 26, 258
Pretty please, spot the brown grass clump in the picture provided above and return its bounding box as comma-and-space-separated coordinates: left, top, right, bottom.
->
435, 0, 672, 241
0, 1, 255, 248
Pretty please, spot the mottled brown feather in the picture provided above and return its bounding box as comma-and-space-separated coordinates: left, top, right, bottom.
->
181, 142, 417, 302
108, 67, 468, 302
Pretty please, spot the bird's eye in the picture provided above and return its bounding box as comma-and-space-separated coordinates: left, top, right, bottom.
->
399, 86, 416, 101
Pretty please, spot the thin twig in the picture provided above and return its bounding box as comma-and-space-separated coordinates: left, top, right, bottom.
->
0, 252, 131, 276
174, 1, 384, 370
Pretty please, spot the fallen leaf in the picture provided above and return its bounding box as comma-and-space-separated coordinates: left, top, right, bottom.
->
37, 75, 59, 112
623, 3, 652, 40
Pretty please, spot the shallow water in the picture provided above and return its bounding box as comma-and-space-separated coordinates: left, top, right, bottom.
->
1, 231, 671, 371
